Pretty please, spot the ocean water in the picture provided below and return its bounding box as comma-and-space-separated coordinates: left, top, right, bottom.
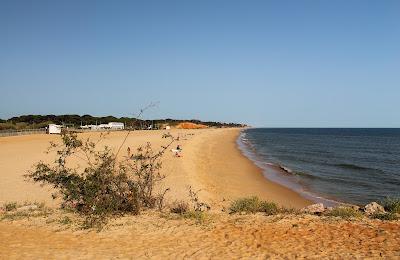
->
238, 128, 400, 206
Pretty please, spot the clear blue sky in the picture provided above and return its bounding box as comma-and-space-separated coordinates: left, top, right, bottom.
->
1, 1, 399, 127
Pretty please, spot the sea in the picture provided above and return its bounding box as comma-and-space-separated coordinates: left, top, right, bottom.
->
238, 128, 400, 206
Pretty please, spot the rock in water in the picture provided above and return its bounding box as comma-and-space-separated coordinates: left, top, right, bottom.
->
364, 202, 385, 215
301, 203, 325, 214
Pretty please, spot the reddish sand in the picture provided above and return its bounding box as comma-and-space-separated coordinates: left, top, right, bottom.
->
175, 122, 208, 129
0, 211, 399, 258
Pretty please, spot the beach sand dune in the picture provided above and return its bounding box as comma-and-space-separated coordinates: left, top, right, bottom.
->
0, 211, 399, 259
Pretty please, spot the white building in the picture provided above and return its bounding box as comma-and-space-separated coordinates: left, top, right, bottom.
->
107, 122, 124, 130
48, 124, 62, 134
80, 122, 124, 130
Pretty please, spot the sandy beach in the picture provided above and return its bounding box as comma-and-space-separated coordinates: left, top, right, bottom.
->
2, 0, 399, 257
0, 128, 310, 209
1, 128, 399, 258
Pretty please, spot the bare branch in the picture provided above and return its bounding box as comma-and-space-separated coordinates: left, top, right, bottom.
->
115, 102, 159, 158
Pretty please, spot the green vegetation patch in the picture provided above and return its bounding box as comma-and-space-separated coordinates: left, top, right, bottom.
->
381, 197, 400, 214
182, 211, 210, 225
4, 202, 17, 211
324, 207, 363, 219
229, 196, 281, 215
170, 201, 189, 214
370, 212, 399, 221
1, 202, 52, 221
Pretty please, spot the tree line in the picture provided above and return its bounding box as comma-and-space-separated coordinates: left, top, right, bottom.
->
0, 114, 246, 130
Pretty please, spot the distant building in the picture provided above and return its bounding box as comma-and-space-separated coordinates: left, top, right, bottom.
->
48, 124, 62, 134
80, 122, 124, 130
107, 122, 124, 129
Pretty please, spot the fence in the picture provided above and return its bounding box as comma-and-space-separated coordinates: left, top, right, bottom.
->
0, 127, 129, 137
0, 128, 47, 137
75, 128, 126, 133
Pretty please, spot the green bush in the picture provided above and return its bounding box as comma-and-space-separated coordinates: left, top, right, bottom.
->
229, 196, 280, 215
229, 196, 261, 214
0, 123, 16, 130
59, 216, 73, 225
370, 212, 399, 221
170, 201, 189, 214
4, 202, 17, 211
183, 211, 209, 224
325, 207, 363, 219
26, 131, 175, 229
380, 197, 400, 214
258, 201, 279, 215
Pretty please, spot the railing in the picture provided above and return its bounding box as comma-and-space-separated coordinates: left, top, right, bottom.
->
0, 128, 47, 137
0, 127, 129, 137
74, 128, 126, 133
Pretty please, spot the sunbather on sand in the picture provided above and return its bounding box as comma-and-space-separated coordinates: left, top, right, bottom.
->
171, 145, 182, 157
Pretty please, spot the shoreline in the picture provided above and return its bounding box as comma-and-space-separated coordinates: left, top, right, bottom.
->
0, 128, 311, 209
236, 129, 340, 207
181, 128, 312, 209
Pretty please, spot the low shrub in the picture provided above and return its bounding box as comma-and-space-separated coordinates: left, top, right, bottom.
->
183, 211, 209, 224
325, 207, 363, 219
380, 197, 400, 214
1, 202, 53, 221
59, 216, 73, 225
170, 188, 210, 215
279, 207, 301, 215
26, 131, 175, 229
370, 212, 399, 221
0, 122, 16, 130
2, 201, 46, 212
229, 196, 261, 214
229, 196, 280, 215
4, 202, 17, 211
258, 201, 279, 215
170, 201, 189, 214
187, 186, 210, 212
